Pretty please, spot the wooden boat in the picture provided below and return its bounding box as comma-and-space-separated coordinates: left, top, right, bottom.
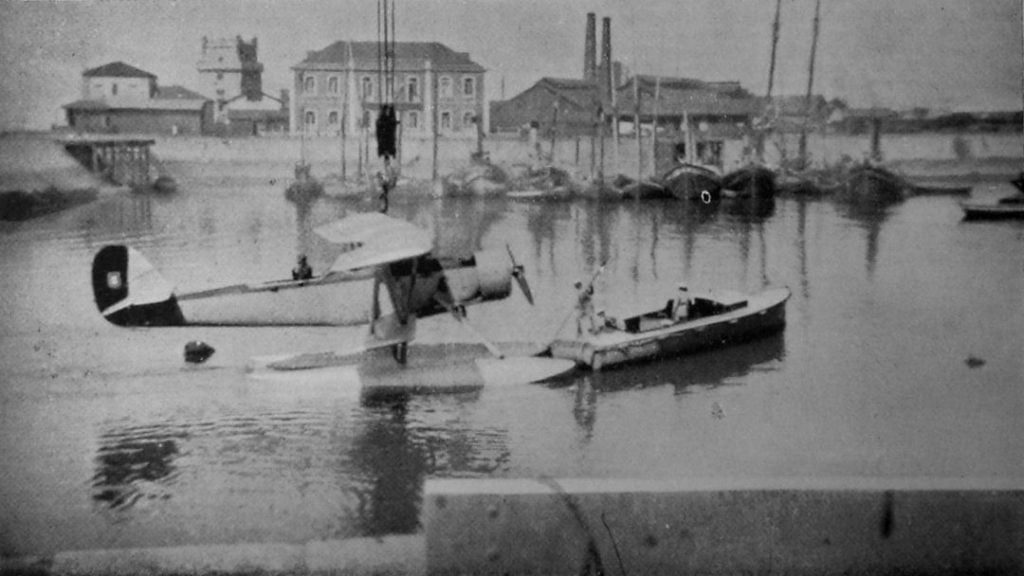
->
839, 165, 907, 203
907, 181, 971, 195
549, 286, 790, 371
961, 194, 1024, 220
617, 178, 672, 200
661, 163, 723, 201
721, 164, 777, 199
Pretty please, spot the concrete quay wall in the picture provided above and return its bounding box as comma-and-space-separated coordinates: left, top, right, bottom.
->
147, 131, 1023, 182
4, 477, 1020, 575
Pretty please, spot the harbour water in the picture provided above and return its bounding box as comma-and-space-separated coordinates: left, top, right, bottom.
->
1, 162, 1022, 558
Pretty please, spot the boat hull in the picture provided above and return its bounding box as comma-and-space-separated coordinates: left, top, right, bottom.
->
662, 164, 723, 201
841, 166, 905, 203
722, 165, 776, 199
550, 288, 790, 371
961, 202, 1024, 220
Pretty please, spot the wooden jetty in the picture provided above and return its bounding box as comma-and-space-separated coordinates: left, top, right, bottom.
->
59, 135, 156, 188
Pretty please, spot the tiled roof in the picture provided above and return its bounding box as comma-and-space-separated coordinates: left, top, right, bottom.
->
155, 85, 208, 100
296, 41, 484, 72
227, 109, 289, 121
83, 61, 156, 78
63, 98, 207, 112
62, 99, 111, 110
616, 87, 762, 116
537, 77, 601, 110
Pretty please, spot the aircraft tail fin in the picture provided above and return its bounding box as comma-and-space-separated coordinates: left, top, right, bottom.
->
92, 245, 184, 326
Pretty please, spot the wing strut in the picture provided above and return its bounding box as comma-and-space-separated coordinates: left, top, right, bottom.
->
435, 295, 505, 359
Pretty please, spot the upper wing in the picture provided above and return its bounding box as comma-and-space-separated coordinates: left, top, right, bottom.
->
315, 212, 433, 272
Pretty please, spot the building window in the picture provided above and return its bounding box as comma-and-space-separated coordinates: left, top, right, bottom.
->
304, 75, 315, 94
407, 111, 419, 129
328, 76, 339, 94
463, 111, 476, 128
112, 83, 118, 96
440, 76, 452, 98
304, 110, 316, 129
361, 76, 374, 101
407, 77, 419, 102
216, 73, 224, 81
463, 77, 475, 97
440, 111, 451, 130
328, 111, 339, 125
216, 89, 225, 99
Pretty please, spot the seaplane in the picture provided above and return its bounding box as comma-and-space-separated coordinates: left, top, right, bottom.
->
91, 211, 577, 390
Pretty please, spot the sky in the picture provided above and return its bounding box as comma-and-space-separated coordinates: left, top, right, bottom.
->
0, 0, 1021, 130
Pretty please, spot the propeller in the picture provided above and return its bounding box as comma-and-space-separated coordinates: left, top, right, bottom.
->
506, 244, 535, 306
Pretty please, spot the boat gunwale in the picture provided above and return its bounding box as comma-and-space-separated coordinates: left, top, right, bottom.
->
556, 287, 791, 351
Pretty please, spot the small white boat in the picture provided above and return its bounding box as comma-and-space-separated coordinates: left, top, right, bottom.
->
550, 287, 790, 371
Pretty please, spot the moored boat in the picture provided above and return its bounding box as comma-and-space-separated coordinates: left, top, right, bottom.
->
662, 163, 723, 201
961, 195, 1024, 220
839, 164, 907, 203
721, 164, 777, 199
549, 286, 790, 371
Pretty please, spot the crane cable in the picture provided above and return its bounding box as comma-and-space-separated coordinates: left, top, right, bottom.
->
375, 0, 399, 212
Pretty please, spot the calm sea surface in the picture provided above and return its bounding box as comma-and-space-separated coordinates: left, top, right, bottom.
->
1, 163, 1022, 556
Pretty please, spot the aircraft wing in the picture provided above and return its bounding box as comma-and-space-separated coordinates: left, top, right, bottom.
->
315, 212, 433, 273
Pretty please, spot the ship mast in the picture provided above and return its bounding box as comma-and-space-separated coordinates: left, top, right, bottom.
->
766, 0, 782, 100
798, 0, 822, 167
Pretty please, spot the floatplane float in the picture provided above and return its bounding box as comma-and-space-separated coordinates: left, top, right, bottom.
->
91, 211, 577, 390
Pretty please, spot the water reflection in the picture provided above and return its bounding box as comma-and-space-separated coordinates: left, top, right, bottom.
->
555, 334, 786, 441
583, 333, 785, 395
92, 422, 187, 510
834, 199, 896, 280
349, 397, 424, 536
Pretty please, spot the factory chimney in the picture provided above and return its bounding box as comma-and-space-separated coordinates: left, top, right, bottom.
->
584, 13, 597, 82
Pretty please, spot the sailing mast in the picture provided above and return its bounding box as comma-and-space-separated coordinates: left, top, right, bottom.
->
798, 0, 822, 167
766, 0, 782, 100
757, 0, 783, 163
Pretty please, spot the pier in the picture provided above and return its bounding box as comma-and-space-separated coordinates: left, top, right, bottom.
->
59, 136, 156, 188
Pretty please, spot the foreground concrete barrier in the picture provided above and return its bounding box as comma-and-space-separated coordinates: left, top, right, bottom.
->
424, 477, 1023, 575
4, 536, 424, 576
5, 477, 1020, 575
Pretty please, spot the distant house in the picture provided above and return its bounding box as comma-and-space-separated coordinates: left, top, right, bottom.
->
764, 94, 831, 132
63, 61, 212, 135
291, 41, 486, 137
489, 77, 602, 135
830, 107, 898, 134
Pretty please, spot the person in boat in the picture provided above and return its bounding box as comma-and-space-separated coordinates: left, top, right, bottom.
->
575, 279, 597, 336
672, 284, 691, 322
292, 254, 313, 281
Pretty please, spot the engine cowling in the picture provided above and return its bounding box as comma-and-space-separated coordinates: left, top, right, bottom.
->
442, 250, 512, 305
472, 250, 513, 301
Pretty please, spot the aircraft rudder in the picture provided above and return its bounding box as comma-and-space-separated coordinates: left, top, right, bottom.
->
91, 245, 184, 326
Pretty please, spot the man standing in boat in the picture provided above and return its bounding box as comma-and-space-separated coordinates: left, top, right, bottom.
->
575, 279, 598, 336
673, 284, 691, 322
292, 254, 313, 281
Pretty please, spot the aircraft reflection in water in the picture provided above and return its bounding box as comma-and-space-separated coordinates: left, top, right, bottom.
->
92, 423, 187, 510
90, 395, 510, 540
